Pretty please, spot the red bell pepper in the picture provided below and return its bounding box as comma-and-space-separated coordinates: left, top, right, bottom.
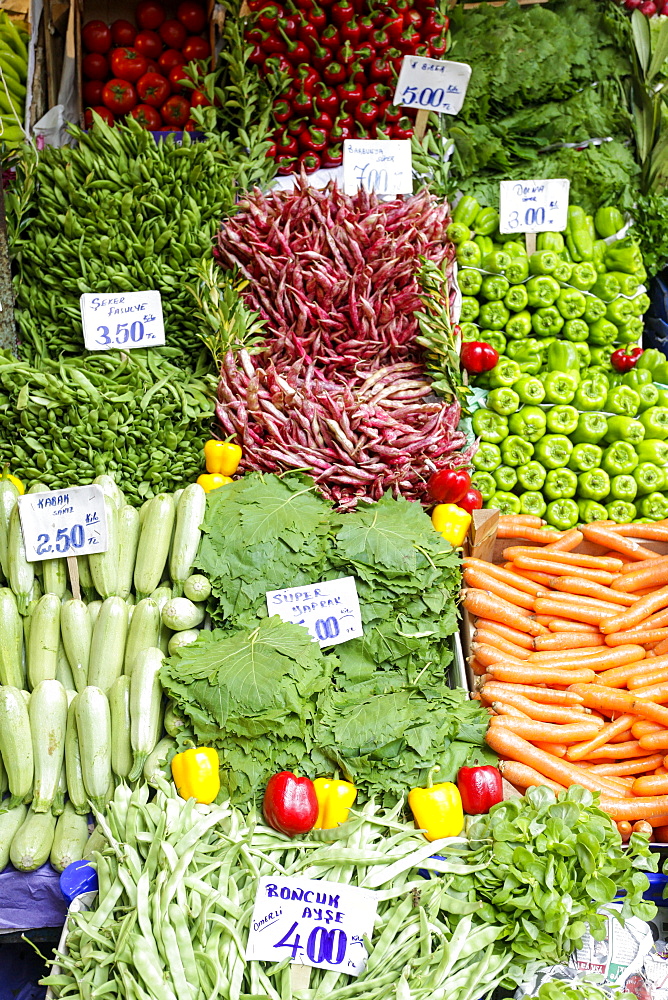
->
426, 32, 448, 58
298, 150, 321, 172
356, 100, 379, 127
611, 347, 642, 373
355, 42, 374, 63
309, 41, 333, 71
314, 83, 339, 114
348, 60, 367, 85
330, 114, 353, 141
337, 79, 364, 109
340, 18, 361, 43
391, 118, 413, 139
337, 40, 357, 66
366, 82, 391, 102
295, 63, 320, 93
263, 772, 319, 836
322, 142, 343, 167
457, 766, 503, 815
311, 109, 333, 131
276, 154, 296, 175
275, 130, 299, 156
383, 11, 404, 40
299, 126, 328, 152
428, 467, 471, 504
398, 26, 421, 52
272, 98, 292, 123
405, 9, 423, 29
369, 56, 393, 82
457, 488, 483, 513
379, 101, 401, 123
371, 27, 390, 50
460, 341, 499, 374
291, 87, 313, 114
321, 24, 341, 48
324, 60, 346, 84
330, 0, 354, 25
258, 5, 283, 30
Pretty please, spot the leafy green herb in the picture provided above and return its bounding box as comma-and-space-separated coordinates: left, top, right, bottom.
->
523, 978, 635, 1000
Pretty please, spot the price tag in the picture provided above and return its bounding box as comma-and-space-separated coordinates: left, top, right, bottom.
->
18, 485, 108, 562
343, 140, 412, 197
266, 576, 363, 648
393, 57, 471, 116
80, 291, 165, 351
246, 876, 378, 977
499, 178, 570, 235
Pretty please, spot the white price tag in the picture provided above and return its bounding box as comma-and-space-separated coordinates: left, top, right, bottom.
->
499, 179, 570, 235
18, 485, 108, 562
246, 876, 378, 977
394, 56, 471, 116
266, 576, 363, 648
343, 140, 412, 197
80, 291, 165, 351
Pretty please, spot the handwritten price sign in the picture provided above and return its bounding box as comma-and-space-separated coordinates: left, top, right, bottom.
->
342, 140, 412, 197
18, 485, 108, 562
266, 576, 363, 648
499, 178, 570, 235
246, 876, 378, 977
80, 290, 165, 351
394, 57, 471, 116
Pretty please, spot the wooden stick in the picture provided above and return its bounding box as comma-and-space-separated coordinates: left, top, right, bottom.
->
67, 556, 81, 602
414, 109, 429, 141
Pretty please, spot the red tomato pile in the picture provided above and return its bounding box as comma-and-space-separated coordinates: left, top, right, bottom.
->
245, 0, 450, 174
82, 1, 212, 130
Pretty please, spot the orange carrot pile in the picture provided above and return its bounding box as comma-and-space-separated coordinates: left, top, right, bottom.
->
465, 515, 668, 840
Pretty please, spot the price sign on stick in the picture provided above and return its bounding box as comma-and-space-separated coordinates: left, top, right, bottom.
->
394, 57, 471, 116
266, 576, 363, 648
246, 876, 378, 977
343, 140, 412, 197
80, 290, 165, 351
499, 178, 570, 235
18, 485, 108, 562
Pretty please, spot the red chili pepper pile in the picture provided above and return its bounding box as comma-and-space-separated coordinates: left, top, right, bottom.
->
245, 0, 450, 173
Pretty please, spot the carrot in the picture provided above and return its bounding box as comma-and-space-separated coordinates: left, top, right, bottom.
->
653, 824, 668, 841
567, 684, 635, 714
471, 643, 524, 668
628, 658, 668, 689
632, 699, 668, 727
543, 528, 583, 552
608, 729, 634, 744
473, 619, 535, 650
599, 586, 668, 635
580, 740, 649, 759
633, 820, 654, 837
497, 514, 545, 528
597, 795, 668, 820
463, 558, 546, 597
597, 661, 659, 690
533, 597, 616, 626
631, 720, 665, 738
612, 557, 668, 592
654, 766, 668, 774
617, 820, 632, 841
470, 658, 487, 677
565, 714, 636, 762
463, 567, 540, 610
528, 645, 645, 670
504, 566, 554, 587
488, 662, 596, 685
534, 741, 569, 757
488, 690, 588, 724
549, 620, 600, 634
609, 523, 668, 542
587, 754, 665, 775
463, 590, 546, 636
478, 681, 584, 706
498, 760, 566, 793
489, 716, 602, 743
512, 556, 617, 586
627, 682, 668, 702
533, 632, 605, 651
502, 546, 624, 572
473, 632, 532, 661
639, 731, 668, 750
605, 628, 668, 647
492, 701, 531, 719
547, 576, 638, 607
653, 637, 668, 657
633, 773, 668, 796
580, 523, 662, 562
496, 524, 561, 543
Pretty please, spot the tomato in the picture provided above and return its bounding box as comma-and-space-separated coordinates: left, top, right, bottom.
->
159, 19, 187, 49
184, 118, 197, 131
177, 2, 207, 32
134, 29, 163, 60
158, 48, 185, 72
168, 65, 190, 93
83, 79, 104, 104
136, 1, 166, 30
181, 36, 210, 60
129, 103, 163, 129
144, 59, 160, 73
110, 47, 148, 82
110, 19, 137, 45
102, 78, 138, 114
84, 106, 115, 127
82, 52, 109, 80
161, 94, 190, 126
137, 71, 171, 107
190, 89, 210, 107
82, 20, 112, 53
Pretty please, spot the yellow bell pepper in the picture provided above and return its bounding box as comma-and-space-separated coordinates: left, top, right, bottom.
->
171, 746, 220, 804
431, 503, 471, 546
313, 777, 357, 829
408, 766, 464, 842
197, 473, 233, 493
204, 439, 243, 477
2, 467, 24, 494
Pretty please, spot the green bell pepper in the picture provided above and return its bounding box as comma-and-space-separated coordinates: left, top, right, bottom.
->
605, 415, 645, 446
568, 443, 603, 474
553, 260, 573, 283
453, 196, 481, 227
606, 297, 635, 328
637, 349, 666, 374
460, 322, 480, 342
592, 274, 621, 303
506, 339, 542, 374
505, 258, 530, 285
546, 498, 580, 530
557, 287, 587, 320
622, 369, 653, 389
578, 499, 608, 524
529, 250, 559, 275
572, 412, 608, 445
535, 434, 573, 470
484, 330, 508, 355
657, 389, 668, 407
577, 468, 611, 501
602, 441, 639, 476
472, 442, 502, 472
460, 297, 480, 323
493, 465, 518, 492
569, 262, 598, 291
637, 492, 668, 520
594, 206, 624, 239
639, 407, 668, 439
634, 462, 664, 495
590, 347, 614, 370
537, 232, 564, 253
519, 491, 547, 517
481, 274, 510, 301
488, 359, 521, 388
610, 474, 637, 502
458, 268, 483, 296
532, 307, 564, 338
517, 460, 547, 491
566, 205, 594, 262
606, 272, 640, 298
574, 375, 609, 412
563, 319, 589, 342
504, 285, 530, 313
542, 371, 578, 405
605, 386, 640, 417
474, 235, 495, 259
473, 205, 499, 236
616, 319, 644, 346
547, 340, 580, 373
575, 343, 591, 368
504, 241, 527, 258
446, 222, 471, 245
604, 238, 644, 276
479, 301, 510, 331
589, 318, 618, 346
482, 251, 511, 275
526, 275, 560, 309
546, 404, 579, 435
472, 409, 509, 443
583, 295, 607, 324
631, 293, 651, 317
489, 491, 522, 515
506, 310, 533, 341
544, 467, 578, 500
638, 384, 661, 413
606, 499, 637, 524
471, 471, 496, 502
487, 388, 520, 416
514, 376, 546, 405
608, 374, 623, 388
457, 241, 482, 267
636, 439, 668, 466
592, 239, 608, 275
501, 435, 535, 467
653, 362, 668, 385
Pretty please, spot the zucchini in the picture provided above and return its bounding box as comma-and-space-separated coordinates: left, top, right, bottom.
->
0, 751, 6, 798
109, 675, 132, 779
0, 685, 33, 808
83, 825, 107, 859
150, 584, 173, 655
10, 808, 56, 871
0, 803, 26, 870
134, 493, 176, 600
161, 598, 205, 631
27, 593, 61, 689
42, 558, 67, 598
76, 555, 96, 602
8, 505, 34, 615
50, 802, 90, 872
88, 596, 128, 693
76, 686, 112, 811
29, 679, 67, 812
94, 474, 125, 510
128, 647, 164, 781
117, 505, 141, 600
167, 629, 200, 656
138, 498, 152, 527
164, 700, 187, 737
65, 696, 88, 815
88, 495, 119, 598
124, 598, 160, 675
61, 598, 92, 693
0, 479, 18, 580
0, 588, 24, 688
183, 574, 211, 602
55, 639, 76, 692
87, 600, 102, 629
144, 736, 175, 787
169, 484, 206, 596
52, 761, 66, 816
